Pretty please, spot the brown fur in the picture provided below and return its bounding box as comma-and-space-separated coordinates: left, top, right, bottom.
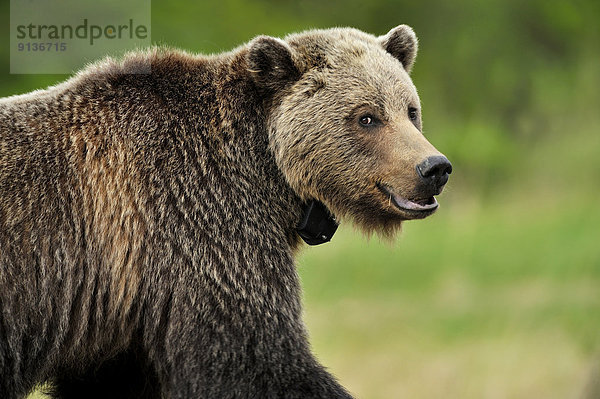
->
0, 25, 448, 398
269, 26, 445, 237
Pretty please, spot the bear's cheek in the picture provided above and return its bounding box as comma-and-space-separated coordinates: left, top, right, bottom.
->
352, 126, 414, 189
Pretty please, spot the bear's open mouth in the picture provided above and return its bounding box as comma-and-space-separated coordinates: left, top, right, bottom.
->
376, 183, 438, 216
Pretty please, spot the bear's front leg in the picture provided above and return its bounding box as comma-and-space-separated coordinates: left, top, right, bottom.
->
152, 286, 353, 399
160, 334, 353, 398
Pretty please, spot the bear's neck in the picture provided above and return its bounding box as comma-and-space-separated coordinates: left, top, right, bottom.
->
165, 49, 306, 252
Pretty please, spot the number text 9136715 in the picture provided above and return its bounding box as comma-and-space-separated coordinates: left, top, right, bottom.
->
17, 42, 67, 52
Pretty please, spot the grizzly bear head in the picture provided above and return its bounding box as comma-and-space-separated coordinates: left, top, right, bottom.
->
247, 25, 452, 237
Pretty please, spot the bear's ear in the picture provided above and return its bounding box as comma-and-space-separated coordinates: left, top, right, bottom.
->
378, 25, 418, 74
247, 36, 300, 93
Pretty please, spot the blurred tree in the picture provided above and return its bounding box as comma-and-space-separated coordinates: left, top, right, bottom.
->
1, 0, 598, 192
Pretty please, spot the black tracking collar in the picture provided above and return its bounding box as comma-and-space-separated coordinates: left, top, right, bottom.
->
296, 200, 339, 245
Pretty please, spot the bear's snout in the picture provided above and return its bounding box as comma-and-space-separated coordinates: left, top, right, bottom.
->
416, 155, 452, 195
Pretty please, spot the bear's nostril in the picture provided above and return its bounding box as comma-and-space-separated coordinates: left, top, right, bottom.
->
417, 155, 452, 181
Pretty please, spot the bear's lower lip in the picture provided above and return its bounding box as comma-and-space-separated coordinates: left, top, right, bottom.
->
376, 183, 438, 217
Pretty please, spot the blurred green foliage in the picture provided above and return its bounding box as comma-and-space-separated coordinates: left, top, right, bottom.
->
2, 0, 599, 193
3, 0, 599, 398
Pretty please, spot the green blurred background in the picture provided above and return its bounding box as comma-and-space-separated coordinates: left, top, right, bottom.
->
2, 0, 599, 398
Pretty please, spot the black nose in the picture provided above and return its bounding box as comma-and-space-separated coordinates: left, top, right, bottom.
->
417, 155, 452, 192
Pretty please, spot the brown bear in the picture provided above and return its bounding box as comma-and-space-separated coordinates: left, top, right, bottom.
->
0, 25, 451, 398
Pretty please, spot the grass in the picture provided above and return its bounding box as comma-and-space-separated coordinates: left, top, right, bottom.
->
299, 185, 600, 399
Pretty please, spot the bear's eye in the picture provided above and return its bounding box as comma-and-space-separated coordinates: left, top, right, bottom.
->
408, 107, 418, 121
359, 115, 377, 127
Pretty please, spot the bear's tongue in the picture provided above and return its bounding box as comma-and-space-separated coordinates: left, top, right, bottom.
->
392, 194, 437, 211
